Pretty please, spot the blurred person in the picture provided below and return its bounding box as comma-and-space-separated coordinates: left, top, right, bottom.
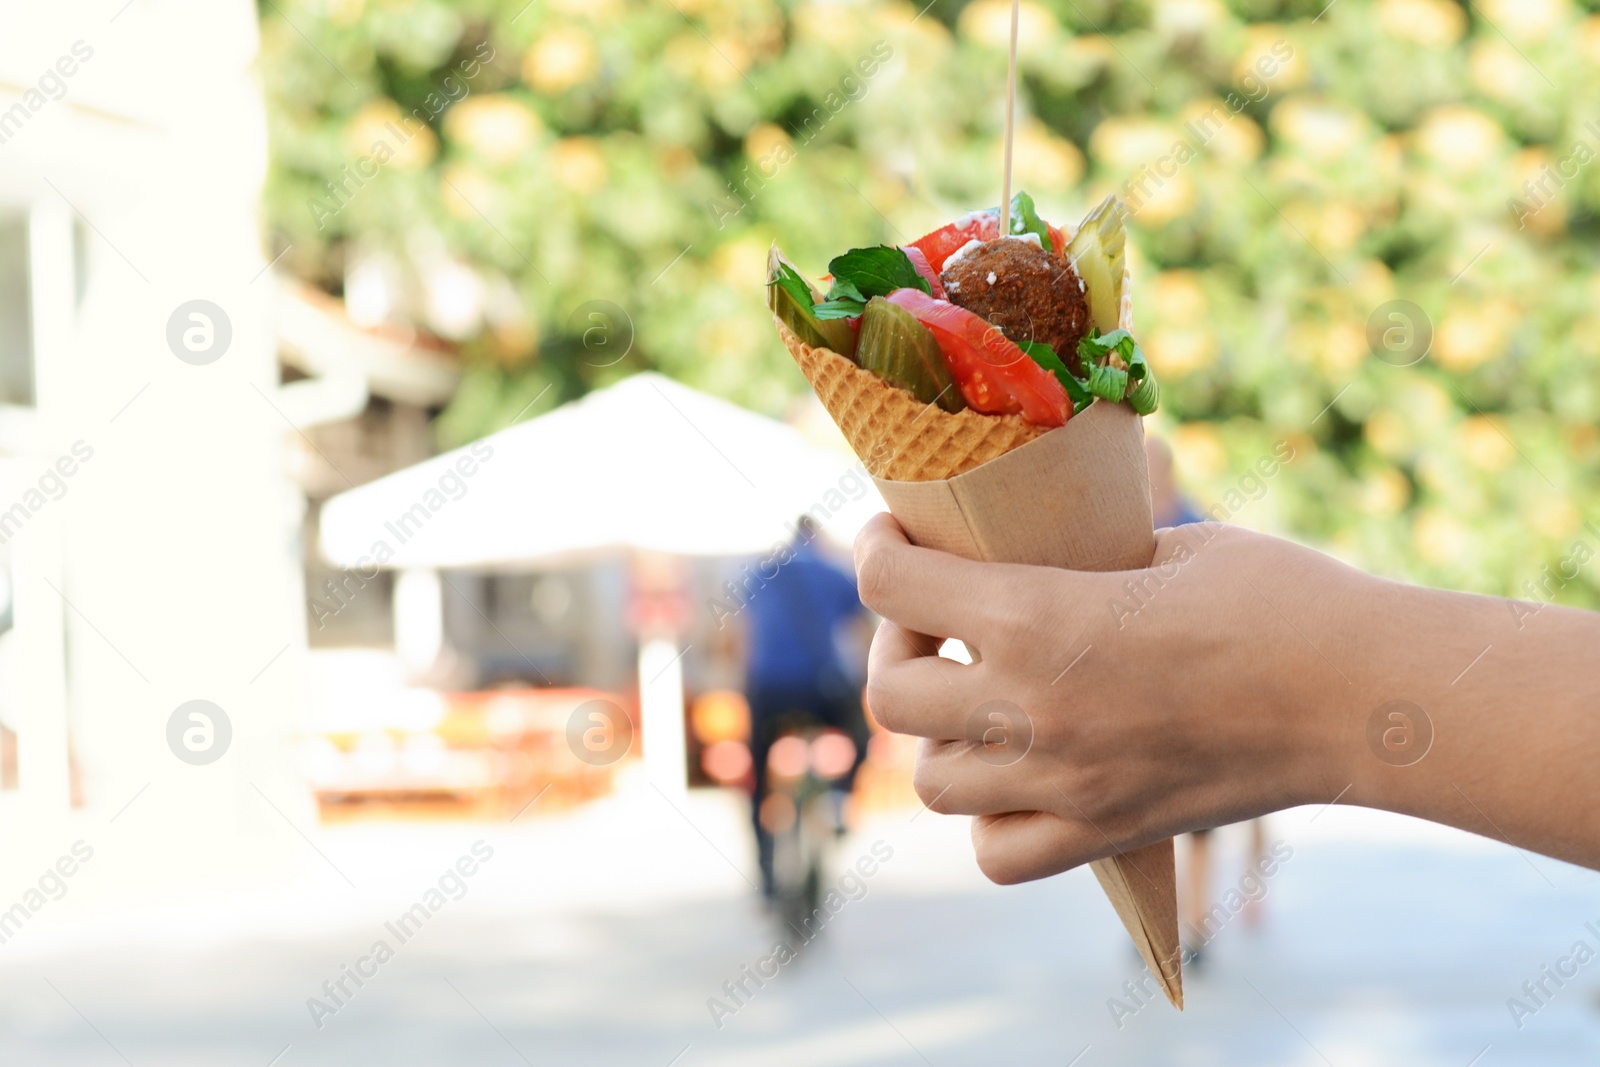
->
742, 515, 870, 899
1147, 435, 1270, 969
850, 513, 1600, 886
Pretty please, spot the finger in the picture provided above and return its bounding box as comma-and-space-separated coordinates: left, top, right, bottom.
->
853, 512, 1022, 646
912, 736, 1044, 815
865, 621, 986, 739
970, 811, 1101, 884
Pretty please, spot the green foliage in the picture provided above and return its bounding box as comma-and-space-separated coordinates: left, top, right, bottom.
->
259, 0, 1600, 608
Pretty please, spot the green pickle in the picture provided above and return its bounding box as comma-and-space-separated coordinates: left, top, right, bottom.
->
855, 297, 966, 413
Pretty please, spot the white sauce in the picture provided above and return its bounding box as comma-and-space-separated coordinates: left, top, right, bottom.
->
941, 238, 985, 271
999, 232, 1043, 248
986, 271, 997, 285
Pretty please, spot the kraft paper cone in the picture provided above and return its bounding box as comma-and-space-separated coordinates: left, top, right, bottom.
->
871, 400, 1182, 1008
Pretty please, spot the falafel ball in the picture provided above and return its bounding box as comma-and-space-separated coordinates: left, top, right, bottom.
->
940, 237, 1091, 359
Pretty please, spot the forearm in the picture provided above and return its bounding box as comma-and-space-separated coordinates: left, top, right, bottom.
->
1326, 578, 1600, 868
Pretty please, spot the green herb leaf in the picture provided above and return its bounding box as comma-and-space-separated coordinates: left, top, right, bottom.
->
824, 246, 931, 306
1087, 362, 1129, 403
1019, 339, 1093, 410
997, 191, 1053, 252
813, 296, 867, 320
768, 262, 817, 312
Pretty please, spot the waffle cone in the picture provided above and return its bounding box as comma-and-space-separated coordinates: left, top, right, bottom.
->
775, 319, 1044, 481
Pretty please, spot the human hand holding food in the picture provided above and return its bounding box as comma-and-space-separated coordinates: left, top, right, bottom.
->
854, 513, 1600, 882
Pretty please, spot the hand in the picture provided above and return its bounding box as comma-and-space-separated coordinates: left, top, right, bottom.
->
854, 512, 1600, 880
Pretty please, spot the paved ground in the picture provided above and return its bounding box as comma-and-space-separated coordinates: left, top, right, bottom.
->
1, 779, 1598, 1066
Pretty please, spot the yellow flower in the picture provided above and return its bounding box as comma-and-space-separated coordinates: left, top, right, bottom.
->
1232, 28, 1308, 92
444, 94, 542, 166
1179, 100, 1263, 163
1529, 494, 1580, 540
551, 137, 608, 192
346, 99, 437, 171
440, 163, 499, 220
1457, 416, 1514, 472
1148, 271, 1207, 321
1582, 16, 1600, 63
1153, 0, 1227, 36
1171, 422, 1226, 480
957, 0, 1057, 49
1271, 99, 1367, 161
523, 26, 598, 94
1359, 468, 1411, 517
1478, 0, 1570, 43
1147, 328, 1216, 376
1469, 40, 1532, 100
743, 123, 793, 166
1016, 122, 1084, 190
1508, 148, 1569, 237
1317, 202, 1366, 254
1412, 508, 1471, 566
712, 236, 768, 290
1365, 408, 1411, 459
1415, 106, 1505, 174
1378, 0, 1466, 47
1089, 116, 1178, 169
1434, 300, 1516, 372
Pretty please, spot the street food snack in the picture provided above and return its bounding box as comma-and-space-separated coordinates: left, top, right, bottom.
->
768, 194, 1185, 1008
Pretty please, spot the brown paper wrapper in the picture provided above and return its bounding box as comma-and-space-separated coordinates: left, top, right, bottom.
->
872, 400, 1182, 1008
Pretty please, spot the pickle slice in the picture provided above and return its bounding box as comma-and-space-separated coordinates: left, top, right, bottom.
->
855, 296, 966, 413
1066, 195, 1127, 335
767, 245, 857, 359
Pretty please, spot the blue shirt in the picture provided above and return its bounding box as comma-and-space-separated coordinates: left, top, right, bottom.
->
745, 541, 862, 689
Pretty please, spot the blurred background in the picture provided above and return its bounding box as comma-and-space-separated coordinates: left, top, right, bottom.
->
0, 0, 1598, 1063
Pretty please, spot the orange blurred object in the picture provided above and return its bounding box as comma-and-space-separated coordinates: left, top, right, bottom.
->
810, 731, 857, 779
766, 734, 809, 779
690, 689, 750, 744
701, 739, 752, 784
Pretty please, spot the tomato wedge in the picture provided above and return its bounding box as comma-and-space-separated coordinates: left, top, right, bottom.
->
886, 289, 1069, 427
909, 212, 1069, 272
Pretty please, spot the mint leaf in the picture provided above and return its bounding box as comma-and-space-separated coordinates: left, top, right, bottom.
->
825, 246, 931, 305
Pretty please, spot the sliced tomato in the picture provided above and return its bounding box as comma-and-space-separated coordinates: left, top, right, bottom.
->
886, 289, 1069, 427
909, 211, 998, 273
910, 211, 1069, 272
899, 245, 946, 300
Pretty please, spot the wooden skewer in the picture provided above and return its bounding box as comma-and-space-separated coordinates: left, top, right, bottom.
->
999, 0, 1020, 238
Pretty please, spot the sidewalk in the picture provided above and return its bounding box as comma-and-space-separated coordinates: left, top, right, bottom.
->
0, 782, 1596, 1065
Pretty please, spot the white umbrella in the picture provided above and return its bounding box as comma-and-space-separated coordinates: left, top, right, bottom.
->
318, 372, 881, 570
316, 373, 883, 796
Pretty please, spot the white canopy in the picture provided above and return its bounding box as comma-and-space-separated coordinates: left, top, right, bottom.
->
318, 373, 883, 569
